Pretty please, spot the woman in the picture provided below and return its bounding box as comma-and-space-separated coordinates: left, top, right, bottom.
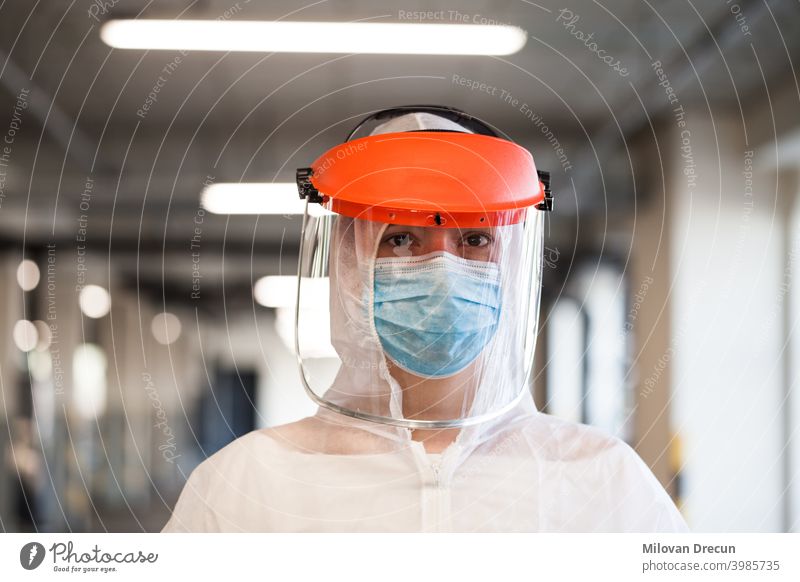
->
162, 106, 687, 532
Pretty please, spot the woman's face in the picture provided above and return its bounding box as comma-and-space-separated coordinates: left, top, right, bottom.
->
376, 225, 499, 262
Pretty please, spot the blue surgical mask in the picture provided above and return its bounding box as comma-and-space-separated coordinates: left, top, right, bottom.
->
372, 251, 502, 378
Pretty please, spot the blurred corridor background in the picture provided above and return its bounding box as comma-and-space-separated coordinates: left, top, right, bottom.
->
0, 0, 799, 532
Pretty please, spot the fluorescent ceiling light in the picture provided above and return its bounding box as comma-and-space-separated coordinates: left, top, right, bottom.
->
254, 276, 330, 309
254, 276, 297, 309
255, 276, 336, 358
100, 20, 526, 55
275, 306, 337, 359
201, 182, 331, 216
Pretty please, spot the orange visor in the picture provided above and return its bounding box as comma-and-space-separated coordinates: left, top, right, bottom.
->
296, 131, 551, 228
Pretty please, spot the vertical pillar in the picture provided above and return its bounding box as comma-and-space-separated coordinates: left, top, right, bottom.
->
629, 120, 676, 494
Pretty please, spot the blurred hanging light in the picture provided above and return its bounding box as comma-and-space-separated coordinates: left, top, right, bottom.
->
152, 312, 182, 345
79, 284, 111, 318
100, 20, 527, 56
16, 259, 40, 291
12, 319, 38, 352
201, 183, 332, 216
33, 320, 52, 351
72, 343, 107, 419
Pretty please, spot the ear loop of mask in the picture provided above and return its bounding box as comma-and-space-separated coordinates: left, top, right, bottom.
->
365, 222, 406, 421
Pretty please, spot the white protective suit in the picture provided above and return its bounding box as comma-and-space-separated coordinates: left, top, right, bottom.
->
162, 110, 688, 533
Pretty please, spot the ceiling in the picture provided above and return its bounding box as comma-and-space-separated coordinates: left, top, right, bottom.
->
0, 0, 797, 309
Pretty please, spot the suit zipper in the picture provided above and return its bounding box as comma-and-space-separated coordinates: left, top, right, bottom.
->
431, 460, 442, 531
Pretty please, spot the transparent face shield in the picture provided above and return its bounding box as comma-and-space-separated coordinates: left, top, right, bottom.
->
293, 106, 552, 429
295, 208, 545, 429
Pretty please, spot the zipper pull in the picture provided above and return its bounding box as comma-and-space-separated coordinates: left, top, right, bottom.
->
431, 462, 441, 488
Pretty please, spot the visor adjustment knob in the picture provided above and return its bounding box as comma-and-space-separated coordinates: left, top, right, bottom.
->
296, 167, 324, 204
536, 170, 553, 212
425, 212, 446, 226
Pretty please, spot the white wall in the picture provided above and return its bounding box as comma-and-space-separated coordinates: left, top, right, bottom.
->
785, 164, 800, 533
670, 115, 785, 531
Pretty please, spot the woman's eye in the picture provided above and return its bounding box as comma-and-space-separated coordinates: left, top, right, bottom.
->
463, 233, 491, 247
387, 233, 412, 247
